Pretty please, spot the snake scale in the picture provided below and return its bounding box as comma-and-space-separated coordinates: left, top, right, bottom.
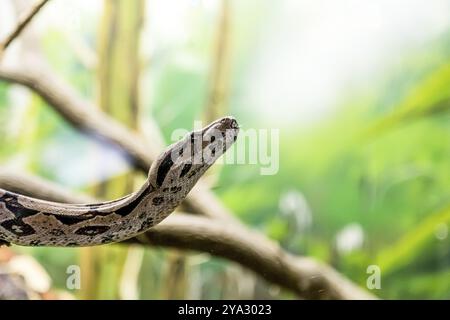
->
0, 117, 239, 247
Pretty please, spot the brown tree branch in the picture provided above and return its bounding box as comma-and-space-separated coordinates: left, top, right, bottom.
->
0, 0, 50, 53
0, 171, 375, 299
0, 65, 235, 222
132, 215, 376, 299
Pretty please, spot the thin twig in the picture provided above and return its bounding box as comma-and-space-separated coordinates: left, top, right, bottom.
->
0, 0, 50, 52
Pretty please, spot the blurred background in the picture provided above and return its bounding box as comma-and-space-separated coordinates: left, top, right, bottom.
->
1, 0, 450, 299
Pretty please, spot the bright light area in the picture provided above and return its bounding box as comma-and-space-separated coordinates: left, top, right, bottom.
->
245, 0, 450, 125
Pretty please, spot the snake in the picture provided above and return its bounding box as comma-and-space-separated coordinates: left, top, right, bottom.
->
0, 117, 239, 247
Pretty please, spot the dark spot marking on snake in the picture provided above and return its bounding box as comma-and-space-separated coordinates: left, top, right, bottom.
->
0, 192, 39, 218
138, 218, 154, 232
100, 235, 116, 244
0, 239, 11, 247
138, 211, 147, 220
170, 186, 182, 193
53, 214, 93, 225
180, 163, 192, 178
187, 169, 198, 179
156, 152, 174, 187
114, 185, 154, 217
66, 242, 80, 247
190, 132, 201, 157
0, 219, 36, 236
152, 197, 164, 206
29, 239, 42, 246
187, 172, 195, 179
49, 229, 65, 236
74, 225, 110, 236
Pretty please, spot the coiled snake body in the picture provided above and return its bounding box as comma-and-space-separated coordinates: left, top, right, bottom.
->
0, 117, 239, 247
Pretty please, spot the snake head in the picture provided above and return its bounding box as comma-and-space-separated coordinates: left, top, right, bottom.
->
149, 116, 240, 189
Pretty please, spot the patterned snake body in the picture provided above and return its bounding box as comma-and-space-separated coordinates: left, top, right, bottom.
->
0, 117, 239, 247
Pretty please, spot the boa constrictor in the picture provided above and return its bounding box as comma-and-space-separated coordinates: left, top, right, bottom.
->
0, 117, 239, 247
